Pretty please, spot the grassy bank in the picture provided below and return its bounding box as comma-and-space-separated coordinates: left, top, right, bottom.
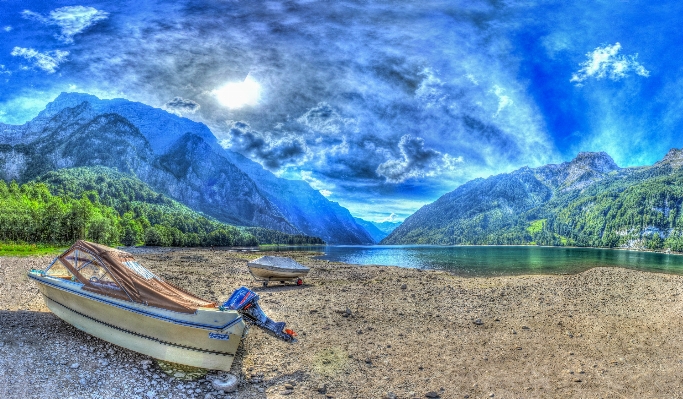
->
0, 243, 65, 257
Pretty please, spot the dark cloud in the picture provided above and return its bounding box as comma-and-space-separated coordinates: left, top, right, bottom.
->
297, 102, 347, 135
460, 115, 522, 161
226, 121, 307, 170
164, 97, 200, 115
368, 55, 423, 94
376, 135, 461, 183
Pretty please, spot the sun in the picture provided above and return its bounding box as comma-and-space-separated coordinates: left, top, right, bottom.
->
213, 76, 261, 109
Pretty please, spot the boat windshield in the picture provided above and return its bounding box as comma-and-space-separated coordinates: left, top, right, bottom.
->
122, 261, 156, 280
45, 258, 74, 279
63, 249, 119, 287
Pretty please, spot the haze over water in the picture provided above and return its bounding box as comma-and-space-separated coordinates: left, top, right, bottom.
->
306, 246, 683, 277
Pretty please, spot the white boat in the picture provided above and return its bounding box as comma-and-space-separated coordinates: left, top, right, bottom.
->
28, 241, 296, 371
247, 255, 310, 286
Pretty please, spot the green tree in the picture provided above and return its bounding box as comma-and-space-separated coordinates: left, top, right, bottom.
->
144, 226, 164, 246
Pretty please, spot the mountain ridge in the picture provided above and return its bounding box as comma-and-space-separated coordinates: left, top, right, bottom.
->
382, 150, 683, 251
0, 93, 374, 244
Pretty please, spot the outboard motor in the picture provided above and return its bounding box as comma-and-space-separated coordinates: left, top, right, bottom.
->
223, 287, 297, 343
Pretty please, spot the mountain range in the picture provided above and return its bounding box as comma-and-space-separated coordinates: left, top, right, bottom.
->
382, 150, 683, 251
7, 92, 681, 251
354, 218, 402, 242
0, 93, 375, 244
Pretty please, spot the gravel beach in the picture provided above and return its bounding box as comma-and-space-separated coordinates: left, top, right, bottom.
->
2, 248, 683, 398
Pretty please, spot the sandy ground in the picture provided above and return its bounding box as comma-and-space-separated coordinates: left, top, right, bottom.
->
3, 247, 683, 399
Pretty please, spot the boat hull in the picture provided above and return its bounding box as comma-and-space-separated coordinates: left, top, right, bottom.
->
248, 264, 309, 280
32, 275, 246, 371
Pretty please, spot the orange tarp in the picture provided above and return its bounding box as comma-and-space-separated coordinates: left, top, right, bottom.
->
56, 240, 214, 313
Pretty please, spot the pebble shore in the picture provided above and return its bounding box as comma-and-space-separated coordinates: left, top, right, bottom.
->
2, 248, 683, 398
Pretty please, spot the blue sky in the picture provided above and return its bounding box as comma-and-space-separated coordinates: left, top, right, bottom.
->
1, 0, 681, 222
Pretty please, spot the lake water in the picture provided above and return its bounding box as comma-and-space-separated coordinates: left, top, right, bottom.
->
270, 245, 683, 277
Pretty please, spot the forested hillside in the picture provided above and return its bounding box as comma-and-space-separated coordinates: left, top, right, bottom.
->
0, 167, 324, 247
383, 149, 683, 251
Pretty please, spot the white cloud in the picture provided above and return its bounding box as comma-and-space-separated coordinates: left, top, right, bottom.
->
3, 26, 12, 32
22, 6, 109, 43
540, 31, 572, 59
376, 134, 463, 183
300, 170, 334, 197
571, 42, 650, 85
416, 68, 447, 108
300, 170, 328, 189
10, 47, 69, 73
329, 135, 349, 155
465, 73, 479, 85
491, 85, 513, 117
21, 10, 46, 23
0, 65, 10, 76
380, 213, 398, 223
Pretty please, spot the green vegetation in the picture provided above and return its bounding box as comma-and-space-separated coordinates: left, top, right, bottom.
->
0, 243, 65, 256
526, 219, 546, 235
385, 160, 683, 252
0, 167, 323, 248
541, 169, 683, 250
245, 227, 325, 246
0, 180, 121, 245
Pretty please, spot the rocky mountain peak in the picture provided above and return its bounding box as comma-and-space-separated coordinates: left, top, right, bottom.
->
35, 92, 221, 156
657, 148, 683, 169
570, 151, 619, 173
37, 92, 102, 120
531, 151, 619, 192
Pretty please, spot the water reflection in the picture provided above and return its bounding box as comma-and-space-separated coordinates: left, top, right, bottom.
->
265, 245, 683, 277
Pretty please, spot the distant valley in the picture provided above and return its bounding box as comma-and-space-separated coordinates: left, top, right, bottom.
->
354, 218, 402, 243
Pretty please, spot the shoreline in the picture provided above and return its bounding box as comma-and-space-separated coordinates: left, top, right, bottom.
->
3, 248, 683, 398
260, 242, 683, 258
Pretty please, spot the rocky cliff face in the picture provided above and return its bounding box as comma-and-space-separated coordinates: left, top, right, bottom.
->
0, 93, 374, 243
221, 150, 375, 244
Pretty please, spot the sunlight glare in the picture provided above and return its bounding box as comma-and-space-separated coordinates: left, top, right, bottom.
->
213, 76, 261, 109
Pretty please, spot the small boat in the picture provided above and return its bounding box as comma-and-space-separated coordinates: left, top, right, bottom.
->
247, 255, 310, 286
28, 240, 296, 371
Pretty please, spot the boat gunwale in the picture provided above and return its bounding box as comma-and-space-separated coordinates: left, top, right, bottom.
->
248, 264, 310, 272
29, 273, 244, 331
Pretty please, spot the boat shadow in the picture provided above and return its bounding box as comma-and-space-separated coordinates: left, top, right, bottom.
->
251, 284, 314, 293
0, 309, 65, 335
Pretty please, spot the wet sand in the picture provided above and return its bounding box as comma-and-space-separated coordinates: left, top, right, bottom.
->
2, 248, 683, 398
